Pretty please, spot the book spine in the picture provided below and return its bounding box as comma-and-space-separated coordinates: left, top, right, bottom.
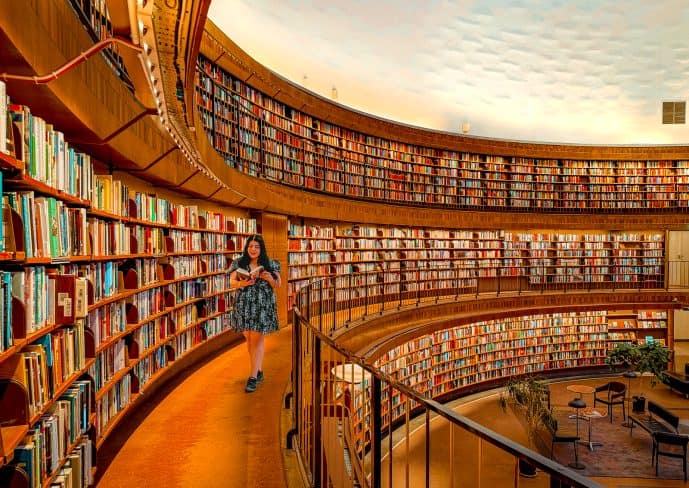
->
0, 80, 6, 155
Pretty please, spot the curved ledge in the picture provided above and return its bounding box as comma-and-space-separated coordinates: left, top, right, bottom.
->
333, 290, 689, 358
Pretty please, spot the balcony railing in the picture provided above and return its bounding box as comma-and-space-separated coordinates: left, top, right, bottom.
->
293, 261, 689, 338
287, 261, 689, 487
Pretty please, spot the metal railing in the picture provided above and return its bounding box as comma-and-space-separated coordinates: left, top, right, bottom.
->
287, 261, 689, 487
293, 261, 689, 338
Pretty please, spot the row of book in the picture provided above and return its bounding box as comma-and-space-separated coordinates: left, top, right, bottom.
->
0, 270, 89, 351
347, 309, 669, 454
290, 223, 663, 243
198, 59, 682, 169
197, 57, 689, 212
0, 254, 233, 354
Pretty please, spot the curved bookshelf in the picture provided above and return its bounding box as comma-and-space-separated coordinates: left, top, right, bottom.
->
286, 219, 668, 310
0, 89, 258, 488
196, 52, 689, 214
340, 307, 672, 455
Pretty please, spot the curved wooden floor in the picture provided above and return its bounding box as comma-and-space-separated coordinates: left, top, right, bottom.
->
96, 326, 295, 488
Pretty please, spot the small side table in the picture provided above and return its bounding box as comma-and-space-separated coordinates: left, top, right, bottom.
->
566, 384, 595, 418
568, 397, 587, 470
581, 407, 606, 451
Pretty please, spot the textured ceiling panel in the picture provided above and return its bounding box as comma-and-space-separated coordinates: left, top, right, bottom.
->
209, 0, 689, 145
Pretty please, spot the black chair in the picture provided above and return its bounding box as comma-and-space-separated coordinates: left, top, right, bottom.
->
593, 381, 626, 423
548, 418, 580, 463
653, 431, 689, 481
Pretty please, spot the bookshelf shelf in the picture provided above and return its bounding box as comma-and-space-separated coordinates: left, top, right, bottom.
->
341, 308, 671, 454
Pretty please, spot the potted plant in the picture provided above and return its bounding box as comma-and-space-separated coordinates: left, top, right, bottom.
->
604, 342, 640, 372
605, 341, 671, 411
499, 375, 555, 477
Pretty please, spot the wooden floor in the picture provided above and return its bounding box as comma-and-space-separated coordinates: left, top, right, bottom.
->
96, 326, 297, 488
96, 325, 689, 487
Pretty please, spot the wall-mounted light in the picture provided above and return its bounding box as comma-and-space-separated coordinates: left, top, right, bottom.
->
461, 121, 471, 134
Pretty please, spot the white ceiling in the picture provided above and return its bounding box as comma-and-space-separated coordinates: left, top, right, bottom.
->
208, 0, 689, 146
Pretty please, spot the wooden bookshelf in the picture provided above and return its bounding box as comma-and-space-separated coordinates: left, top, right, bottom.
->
287, 220, 667, 308
0, 89, 258, 487
196, 54, 689, 214
342, 308, 670, 454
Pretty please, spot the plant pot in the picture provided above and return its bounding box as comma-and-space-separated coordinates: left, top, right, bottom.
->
632, 395, 646, 413
519, 459, 537, 478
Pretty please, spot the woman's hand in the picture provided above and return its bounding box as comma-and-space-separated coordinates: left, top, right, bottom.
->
260, 271, 280, 288
239, 277, 255, 287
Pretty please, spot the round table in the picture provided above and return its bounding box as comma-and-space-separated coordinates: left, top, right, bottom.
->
566, 385, 595, 418
566, 384, 595, 398
331, 363, 370, 384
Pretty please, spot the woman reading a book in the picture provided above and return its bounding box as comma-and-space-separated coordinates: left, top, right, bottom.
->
229, 235, 281, 393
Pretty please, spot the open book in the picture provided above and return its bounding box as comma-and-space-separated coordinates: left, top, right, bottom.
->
236, 265, 264, 281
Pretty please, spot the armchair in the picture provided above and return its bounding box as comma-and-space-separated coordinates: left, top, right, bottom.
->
653, 431, 689, 481
593, 381, 626, 423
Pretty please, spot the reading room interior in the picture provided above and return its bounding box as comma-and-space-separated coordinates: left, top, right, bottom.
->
1, 1, 689, 487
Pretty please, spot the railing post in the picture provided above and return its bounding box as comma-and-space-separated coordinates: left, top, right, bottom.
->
312, 333, 322, 486
433, 268, 440, 303
475, 268, 480, 299
306, 284, 312, 322
319, 280, 324, 333
332, 275, 337, 334
398, 268, 403, 309
288, 306, 301, 449
348, 273, 352, 324
417, 266, 421, 305
380, 267, 384, 315
454, 266, 460, 300
365, 271, 369, 317
371, 375, 382, 488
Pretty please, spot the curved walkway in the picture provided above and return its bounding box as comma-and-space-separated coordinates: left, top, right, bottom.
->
96, 326, 295, 488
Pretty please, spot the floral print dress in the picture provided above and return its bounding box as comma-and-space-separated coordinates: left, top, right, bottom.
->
229, 258, 280, 334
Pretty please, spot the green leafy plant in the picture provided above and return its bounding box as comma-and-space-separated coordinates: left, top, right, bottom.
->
500, 376, 556, 445
605, 342, 640, 371
605, 341, 671, 387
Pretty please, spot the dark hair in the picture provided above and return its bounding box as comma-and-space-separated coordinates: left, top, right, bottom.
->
238, 235, 275, 273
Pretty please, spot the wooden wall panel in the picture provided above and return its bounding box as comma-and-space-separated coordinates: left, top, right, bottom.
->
258, 213, 289, 326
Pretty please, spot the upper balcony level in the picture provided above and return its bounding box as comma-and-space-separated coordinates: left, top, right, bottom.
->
194, 22, 689, 222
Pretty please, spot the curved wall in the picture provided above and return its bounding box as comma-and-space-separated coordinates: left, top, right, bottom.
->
201, 21, 689, 161
197, 21, 689, 230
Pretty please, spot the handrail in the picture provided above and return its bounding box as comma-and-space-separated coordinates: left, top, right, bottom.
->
290, 300, 602, 487
288, 261, 689, 487
293, 260, 688, 338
